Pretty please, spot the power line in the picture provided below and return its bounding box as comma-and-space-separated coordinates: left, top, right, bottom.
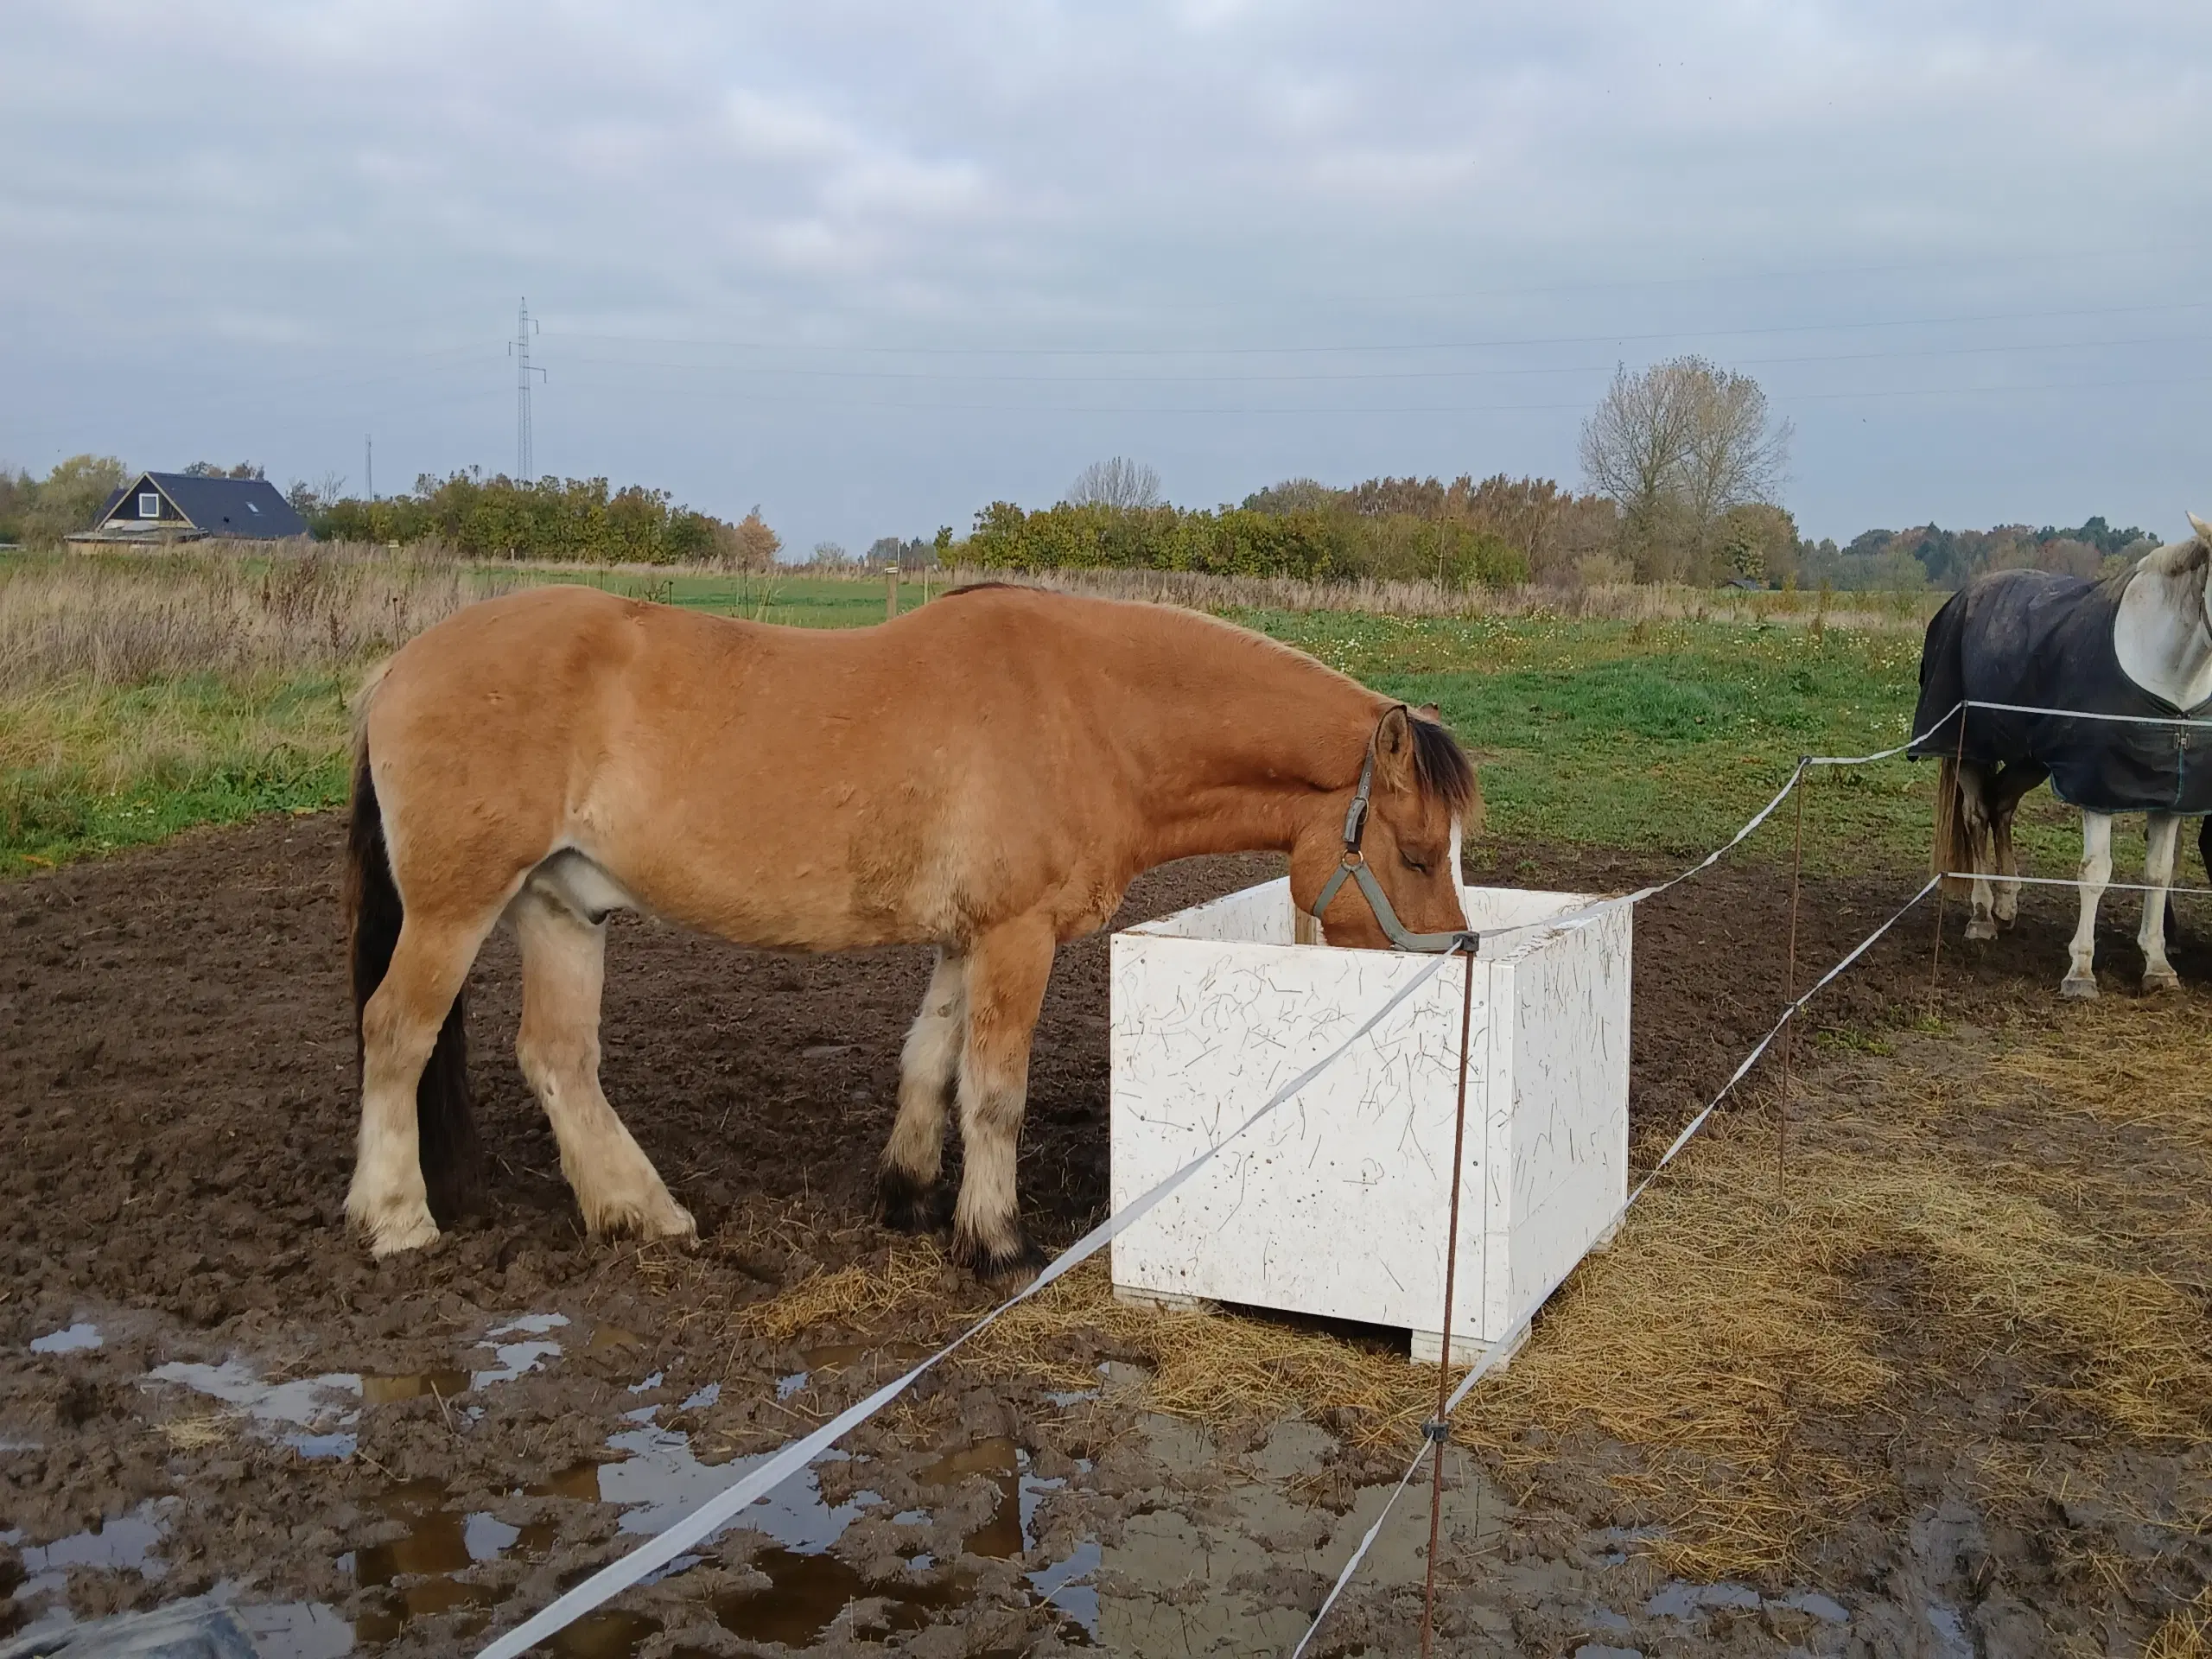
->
545, 297, 2212, 360
553, 330, 2212, 387
540, 365, 2212, 417
1009, 238, 2212, 318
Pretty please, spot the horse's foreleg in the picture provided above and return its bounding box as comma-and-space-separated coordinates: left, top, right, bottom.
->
2139, 813, 2182, 993
877, 949, 968, 1233
950, 916, 1056, 1279
347, 918, 482, 1257
2063, 811, 2113, 998
513, 891, 695, 1243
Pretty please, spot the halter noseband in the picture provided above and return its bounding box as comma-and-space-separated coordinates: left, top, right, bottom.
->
1307, 710, 1478, 955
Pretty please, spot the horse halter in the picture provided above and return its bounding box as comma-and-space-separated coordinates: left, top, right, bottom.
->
1307, 709, 1479, 955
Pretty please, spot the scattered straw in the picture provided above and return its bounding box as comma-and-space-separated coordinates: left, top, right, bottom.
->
2148, 1589, 2212, 1659
969, 1264, 1432, 1446
689, 995, 2212, 1586
730, 1244, 952, 1345
156, 1413, 232, 1452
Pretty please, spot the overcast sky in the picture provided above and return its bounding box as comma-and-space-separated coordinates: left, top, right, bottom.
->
3, 1, 2208, 552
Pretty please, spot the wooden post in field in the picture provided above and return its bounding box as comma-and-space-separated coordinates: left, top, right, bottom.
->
887, 567, 899, 622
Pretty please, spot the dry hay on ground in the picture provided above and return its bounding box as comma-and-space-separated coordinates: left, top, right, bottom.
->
720, 994, 2212, 1588
2151, 1589, 2212, 1659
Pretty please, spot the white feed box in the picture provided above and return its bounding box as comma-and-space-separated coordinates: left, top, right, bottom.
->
1109, 878, 1630, 1363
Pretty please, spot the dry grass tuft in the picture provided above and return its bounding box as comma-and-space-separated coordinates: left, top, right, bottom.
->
0, 547, 502, 693
2148, 1590, 2212, 1659
1995, 999, 2212, 1160
156, 1412, 233, 1452
969, 1264, 1433, 1445
731, 1244, 954, 1344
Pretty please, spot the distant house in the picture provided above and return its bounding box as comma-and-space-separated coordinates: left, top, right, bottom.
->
73, 471, 309, 543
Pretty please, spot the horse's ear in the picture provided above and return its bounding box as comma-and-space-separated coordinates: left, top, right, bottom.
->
2190, 512, 2212, 550
1373, 705, 1417, 792
1413, 702, 1443, 724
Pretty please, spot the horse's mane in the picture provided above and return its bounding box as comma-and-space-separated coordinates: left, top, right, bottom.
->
1407, 712, 1478, 818
931, 581, 1478, 813
2101, 534, 2211, 606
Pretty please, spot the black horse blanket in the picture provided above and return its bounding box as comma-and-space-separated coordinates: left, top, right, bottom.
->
1910, 568, 2212, 815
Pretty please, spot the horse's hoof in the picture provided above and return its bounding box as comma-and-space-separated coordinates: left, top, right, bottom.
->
584, 1192, 698, 1243
350, 1198, 442, 1259
1965, 918, 1999, 943
951, 1226, 1047, 1286
2059, 974, 2100, 1001
876, 1168, 953, 1235
2144, 969, 2182, 995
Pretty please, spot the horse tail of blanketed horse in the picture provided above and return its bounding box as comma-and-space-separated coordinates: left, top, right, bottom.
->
345, 715, 480, 1223
1931, 756, 1976, 900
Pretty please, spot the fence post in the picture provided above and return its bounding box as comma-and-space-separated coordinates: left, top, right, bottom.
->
887, 567, 899, 622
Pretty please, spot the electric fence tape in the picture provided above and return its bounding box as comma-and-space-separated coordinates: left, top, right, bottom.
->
476, 947, 1457, 1658
481, 691, 2205, 1657
1290, 873, 1942, 1656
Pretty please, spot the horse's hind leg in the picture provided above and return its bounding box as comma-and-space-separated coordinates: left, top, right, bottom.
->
2063, 810, 2113, 998
2139, 813, 2182, 993
349, 913, 494, 1257
1958, 763, 1999, 941
878, 949, 968, 1233
950, 916, 1056, 1279
1990, 760, 2047, 925
512, 889, 696, 1242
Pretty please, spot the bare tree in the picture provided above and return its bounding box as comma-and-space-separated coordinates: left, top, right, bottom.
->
1679, 366, 1792, 563
1065, 456, 1163, 511
1579, 357, 1791, 581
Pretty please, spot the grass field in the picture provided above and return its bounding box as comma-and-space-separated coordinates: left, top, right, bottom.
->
0, 550, 2133, 881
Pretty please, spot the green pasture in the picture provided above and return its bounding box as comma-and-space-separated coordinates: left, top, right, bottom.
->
0, 561, 2132, 881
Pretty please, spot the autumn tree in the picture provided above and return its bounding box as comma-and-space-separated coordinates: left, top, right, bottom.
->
722, 505, 782, 570
13, 454, 129, 547
1579, 358, 1791, 582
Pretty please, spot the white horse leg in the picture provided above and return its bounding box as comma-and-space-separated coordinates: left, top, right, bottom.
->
877, 949, 969, 1232
950, 915, 1056, 1278
2063, 811, 2113, 998
512, 890, 695, 1242
2139, 813, 2182, 992
1959, 764, 1999, 941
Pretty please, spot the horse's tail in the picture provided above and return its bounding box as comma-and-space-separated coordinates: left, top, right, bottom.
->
1931, 756, 1974, 900
346, 718, 480, 1223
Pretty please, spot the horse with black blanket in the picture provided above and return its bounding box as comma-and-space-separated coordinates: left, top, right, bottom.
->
1914, 513, 2212, 996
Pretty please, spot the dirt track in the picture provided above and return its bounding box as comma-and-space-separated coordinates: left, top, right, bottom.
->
3, 812, 2207, 1656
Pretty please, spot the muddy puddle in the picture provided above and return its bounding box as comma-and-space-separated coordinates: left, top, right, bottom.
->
346, 1410, 1101, 1652
34, 1327, 1101, 1655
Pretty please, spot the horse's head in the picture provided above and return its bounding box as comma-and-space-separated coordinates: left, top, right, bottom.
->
1292, 703, 1483, 951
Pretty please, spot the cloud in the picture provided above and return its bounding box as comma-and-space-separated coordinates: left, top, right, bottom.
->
2, 0, 2209, 549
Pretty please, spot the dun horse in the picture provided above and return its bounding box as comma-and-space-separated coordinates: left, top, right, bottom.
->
1917, 513, 2212, 995
345, 584, 1478, 1272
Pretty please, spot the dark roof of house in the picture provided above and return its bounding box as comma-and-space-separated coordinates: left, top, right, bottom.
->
98, 472, 309, 540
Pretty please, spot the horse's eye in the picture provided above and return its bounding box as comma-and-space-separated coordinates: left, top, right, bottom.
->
1400, 853, 1431, 875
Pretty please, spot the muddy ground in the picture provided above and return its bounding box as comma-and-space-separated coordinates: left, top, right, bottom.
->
2, 813, 2207, 1656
